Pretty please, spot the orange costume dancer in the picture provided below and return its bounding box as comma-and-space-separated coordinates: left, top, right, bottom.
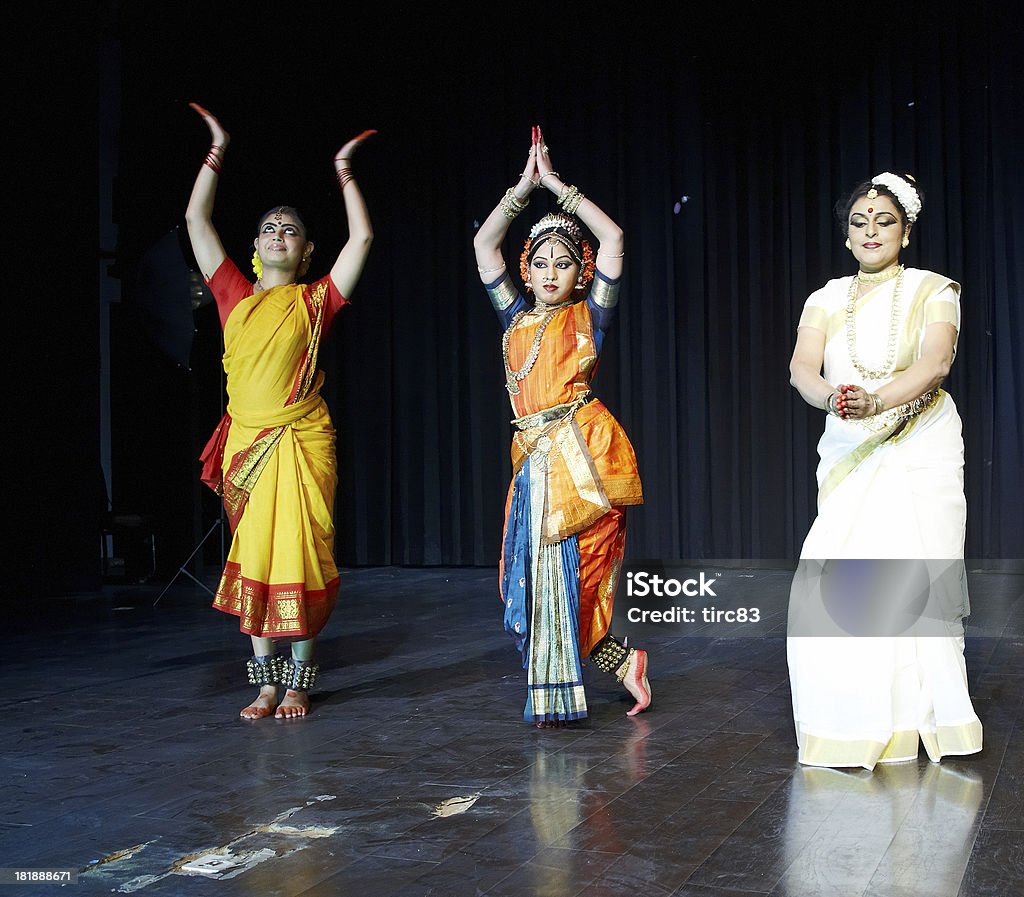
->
474, 127, 651, 727
184, 102, 374, 719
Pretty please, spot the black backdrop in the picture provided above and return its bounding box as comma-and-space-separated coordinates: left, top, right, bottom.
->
41, 3, 1024, 596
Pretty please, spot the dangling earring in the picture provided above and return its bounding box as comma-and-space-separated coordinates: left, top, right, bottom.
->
525, 283, 533, 292
252, 249, 263, 278
844, 238, 852, 251
577, 275, 584, 286
901, 235, 910, 248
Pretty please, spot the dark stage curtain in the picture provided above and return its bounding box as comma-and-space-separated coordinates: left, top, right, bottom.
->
103, 5, 1021, 584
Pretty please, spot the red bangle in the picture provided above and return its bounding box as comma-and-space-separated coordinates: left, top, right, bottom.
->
335, 167, 353, 190
203, 144, 224, 174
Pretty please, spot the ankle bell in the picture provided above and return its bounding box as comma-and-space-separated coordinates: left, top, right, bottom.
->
281, 658, 319, 692
246, 654, 284, 687
589, 635, 633, 682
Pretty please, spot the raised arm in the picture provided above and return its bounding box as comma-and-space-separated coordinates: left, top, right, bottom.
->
533, 126, 624, 281
473, 128, 541, 283
184, 103, 230, 281
329, 130, 376, 300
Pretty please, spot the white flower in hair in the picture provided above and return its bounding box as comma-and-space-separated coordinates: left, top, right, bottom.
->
871, 172, 922, 223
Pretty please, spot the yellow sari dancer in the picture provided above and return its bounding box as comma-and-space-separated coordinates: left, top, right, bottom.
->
185, 102, 375, 719
788, 173, 983, 768
474, 127, 650, 727
201, 258, 341, 639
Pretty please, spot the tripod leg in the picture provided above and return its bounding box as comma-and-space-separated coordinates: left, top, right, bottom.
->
153, 518, 223, 605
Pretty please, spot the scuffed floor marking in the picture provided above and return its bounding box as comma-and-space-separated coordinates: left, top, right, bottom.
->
87, 843, 154, 869
431, 793, 481, 818
71, 795, 341, 892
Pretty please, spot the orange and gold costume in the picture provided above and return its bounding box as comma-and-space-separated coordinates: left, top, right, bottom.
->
199, 258, 347, 639
490, 269, 642, 722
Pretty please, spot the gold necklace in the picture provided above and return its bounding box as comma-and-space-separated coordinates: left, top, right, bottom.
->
856, 263, 901, 283
503, 308, 558, 395
846, 265, 903, 380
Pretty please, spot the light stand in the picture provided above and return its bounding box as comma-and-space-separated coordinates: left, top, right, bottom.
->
135, 226, 228, 606
153, 516, 222, 603
153, 300, 227, 606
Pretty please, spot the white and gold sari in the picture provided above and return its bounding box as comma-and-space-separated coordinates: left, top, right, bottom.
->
788, 268, 983, 769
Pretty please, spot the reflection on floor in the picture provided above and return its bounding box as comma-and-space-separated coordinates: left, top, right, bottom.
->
2, 566, 1021, 896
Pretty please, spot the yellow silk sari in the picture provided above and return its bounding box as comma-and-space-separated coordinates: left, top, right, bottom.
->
204, 266, 341, 639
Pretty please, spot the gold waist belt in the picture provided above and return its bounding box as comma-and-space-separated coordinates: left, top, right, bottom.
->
855, 387, 941, 434
512, 392, 593, 431
891, 387, 939, 420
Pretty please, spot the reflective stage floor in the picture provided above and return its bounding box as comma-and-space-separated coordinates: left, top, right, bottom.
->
2, 566, 1021, 896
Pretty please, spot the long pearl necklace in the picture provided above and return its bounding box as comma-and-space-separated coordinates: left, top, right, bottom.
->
503, 307, 558, 395
846, 264, 903, 381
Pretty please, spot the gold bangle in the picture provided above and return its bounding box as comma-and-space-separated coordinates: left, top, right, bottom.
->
500, 187, 528, 219
557, 184, 584, 214
507, 187, 529, 208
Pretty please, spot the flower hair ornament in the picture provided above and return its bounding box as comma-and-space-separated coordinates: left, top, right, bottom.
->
868, 173, 922, 223
519, 212, 596, 293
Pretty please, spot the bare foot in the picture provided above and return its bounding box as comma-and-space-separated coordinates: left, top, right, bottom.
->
275, 689, 310, 719
240, 685, 278, 720
623, 649, 651, 716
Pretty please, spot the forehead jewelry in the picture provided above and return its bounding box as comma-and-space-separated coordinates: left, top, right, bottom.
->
529, 212, 582, 242
866, 187, 879, 200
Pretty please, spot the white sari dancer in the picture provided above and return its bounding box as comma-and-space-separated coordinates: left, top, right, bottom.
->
787, 173, 983, 769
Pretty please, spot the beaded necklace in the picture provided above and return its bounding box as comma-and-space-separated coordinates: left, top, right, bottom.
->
503, 307, 559, 395
846, 264, 903, 381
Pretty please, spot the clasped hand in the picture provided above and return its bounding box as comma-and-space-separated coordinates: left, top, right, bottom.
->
835, 384, 880, 419
517, 125, 559, 196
